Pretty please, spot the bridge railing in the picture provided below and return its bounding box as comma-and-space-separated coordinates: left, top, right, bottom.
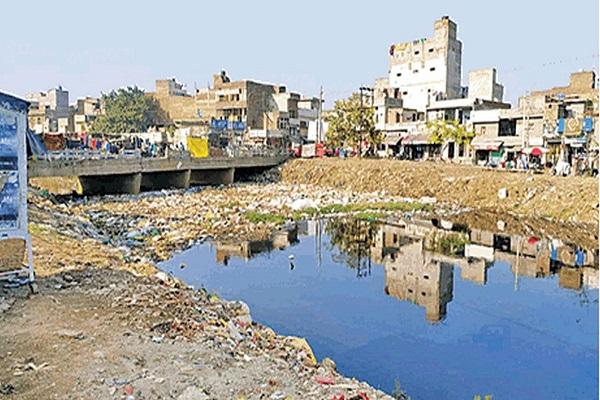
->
30, 145, 289, 162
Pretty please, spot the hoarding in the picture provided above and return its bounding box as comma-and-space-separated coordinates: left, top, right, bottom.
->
0, 97, 24, 231
0, 92, 33, 284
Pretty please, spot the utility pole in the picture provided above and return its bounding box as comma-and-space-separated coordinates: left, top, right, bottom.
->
317, 85, 324, 143
358, 86, 374, 158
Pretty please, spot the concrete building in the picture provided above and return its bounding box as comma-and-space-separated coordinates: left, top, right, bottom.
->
376, 64, 509, 161
73, 97, 101, 133
298, 97, 321, 141
388, 16, 462, 111
150, 71, 313, 144
467, 68, 504, 102
152, 78, 211, 130
470, 71, 598, 167
26, 86, 71, 133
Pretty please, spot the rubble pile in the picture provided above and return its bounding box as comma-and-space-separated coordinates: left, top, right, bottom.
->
281, 158, 599, 223
67, 183, 431, 261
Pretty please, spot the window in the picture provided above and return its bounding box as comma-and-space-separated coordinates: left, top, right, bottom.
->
499, 119, 517, 136
396, 113, 401, 123
408, 289, 414, 294
396, 72, 402, 77
414, 50, 420, 55
421, 292, 427, 296
423, 275, 429, 280
413, 69, 419, 73
430, 67, 436, 72
394, 88, 400, 98
403, 91, 408, 96
428, 48, 434, 53
393, 233, 398, 244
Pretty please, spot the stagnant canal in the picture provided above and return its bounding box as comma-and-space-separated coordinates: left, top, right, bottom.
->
159, 216, 599, 400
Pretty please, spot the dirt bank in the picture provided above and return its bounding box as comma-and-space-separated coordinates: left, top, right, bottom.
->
281, 159, 599, 224
0, 269, 396, 400
0, 192, 399, 400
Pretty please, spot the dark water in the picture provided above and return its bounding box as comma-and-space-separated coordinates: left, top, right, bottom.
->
159, 217, 599, 400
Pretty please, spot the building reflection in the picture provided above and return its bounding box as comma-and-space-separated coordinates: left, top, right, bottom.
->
211, 213, 598, 322
214, 224, 299, 265
366, 215, 598, 322
382, 238, 454, 323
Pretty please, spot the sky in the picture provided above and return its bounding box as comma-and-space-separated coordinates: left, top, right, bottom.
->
2, 0, 598, 107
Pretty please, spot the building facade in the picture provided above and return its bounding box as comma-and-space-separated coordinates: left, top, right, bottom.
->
26, 86, 71, 133
388, 16, 462, 111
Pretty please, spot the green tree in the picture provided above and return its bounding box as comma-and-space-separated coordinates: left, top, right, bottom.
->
427, 119, 474, 145
92, 86, 162, 133
325, 92, 381, 152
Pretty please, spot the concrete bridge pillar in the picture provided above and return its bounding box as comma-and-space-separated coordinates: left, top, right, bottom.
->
79, 173, 142, 195
190, 168, 235, 186
140, 170, 191, 191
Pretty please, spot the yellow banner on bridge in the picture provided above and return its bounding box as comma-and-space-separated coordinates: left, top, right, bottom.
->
187, 137, 209, 158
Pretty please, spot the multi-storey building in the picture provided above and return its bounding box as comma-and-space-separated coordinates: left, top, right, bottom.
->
470, 71, 598, 167
26, 86, 71, 133
73, 97, 101, 133
388, 16, 462, 111
150, 71, 316, 144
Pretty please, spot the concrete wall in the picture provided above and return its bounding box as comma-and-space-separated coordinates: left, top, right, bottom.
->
468, 68, 504, 102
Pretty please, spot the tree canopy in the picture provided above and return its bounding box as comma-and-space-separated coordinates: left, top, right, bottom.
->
427, 119, 474, 145
325, 92, 381, 152
91, 86, 162, 133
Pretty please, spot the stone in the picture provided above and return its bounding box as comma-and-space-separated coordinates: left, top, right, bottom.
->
289, 198, 317, 210
228, 320, 243, 341
497, 188, 508, 199
320, 357, 337, 372
178, 386, 209, 400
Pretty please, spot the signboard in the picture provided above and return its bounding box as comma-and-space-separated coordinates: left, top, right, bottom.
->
0, 92, 34, 284
232, 121, 246, 131
210, 119, 228, 131
211, 119, 245, 132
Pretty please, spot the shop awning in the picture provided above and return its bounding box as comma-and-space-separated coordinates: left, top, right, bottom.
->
521, 146, 548, 156
383, 133, 402, 146
402, 133, 431, 145
471, 138, 503, 151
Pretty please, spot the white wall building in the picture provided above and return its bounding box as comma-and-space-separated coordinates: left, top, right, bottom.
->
388, 16, 462, 111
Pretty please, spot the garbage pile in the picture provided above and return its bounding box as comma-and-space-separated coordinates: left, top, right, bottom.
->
2, 268, 399, 399
67, 183, 431, 262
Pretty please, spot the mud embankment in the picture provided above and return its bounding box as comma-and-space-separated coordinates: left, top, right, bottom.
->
281, 158, 599, 224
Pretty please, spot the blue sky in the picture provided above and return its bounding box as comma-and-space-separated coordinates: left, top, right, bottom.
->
2, 0, 598, 106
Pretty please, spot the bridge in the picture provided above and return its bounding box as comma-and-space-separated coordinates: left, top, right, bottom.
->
28, 155, 288, 195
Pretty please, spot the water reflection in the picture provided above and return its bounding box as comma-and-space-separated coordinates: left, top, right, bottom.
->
163, 213, 599, 399
214, 215, 598, 323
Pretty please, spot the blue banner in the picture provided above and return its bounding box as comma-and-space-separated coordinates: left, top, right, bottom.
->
557, 118, 565, 134
233, 121, 246, 131
583, 117, 593, 133
210, 119, 228, 131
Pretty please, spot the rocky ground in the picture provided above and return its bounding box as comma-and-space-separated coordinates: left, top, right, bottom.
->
281, 158, 599, 223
